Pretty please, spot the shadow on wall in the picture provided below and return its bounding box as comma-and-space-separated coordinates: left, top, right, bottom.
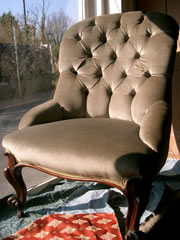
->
145, 11, 179, 39
172, 51, 180, 157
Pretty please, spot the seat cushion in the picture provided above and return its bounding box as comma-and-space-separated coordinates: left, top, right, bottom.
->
2, 118, 158, 182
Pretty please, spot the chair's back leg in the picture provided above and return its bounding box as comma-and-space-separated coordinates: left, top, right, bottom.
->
4, 153, 27, 217
125, 178, 151, 240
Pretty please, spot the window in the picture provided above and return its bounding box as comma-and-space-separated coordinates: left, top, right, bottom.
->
0, 0, 79, 198
0, 0, 123, 198
78, 0, 122, 19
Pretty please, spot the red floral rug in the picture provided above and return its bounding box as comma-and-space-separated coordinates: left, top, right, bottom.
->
3, 213, 123, 240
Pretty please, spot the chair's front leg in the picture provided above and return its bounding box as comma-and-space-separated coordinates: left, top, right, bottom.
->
125, 178, 151, 240
4, 153, 27, 217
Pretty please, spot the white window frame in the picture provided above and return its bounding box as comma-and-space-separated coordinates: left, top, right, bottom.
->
78, 0, 122, 20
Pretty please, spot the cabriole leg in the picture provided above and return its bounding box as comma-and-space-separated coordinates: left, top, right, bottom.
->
4, 153, 27, 217
125, 178, 151, 240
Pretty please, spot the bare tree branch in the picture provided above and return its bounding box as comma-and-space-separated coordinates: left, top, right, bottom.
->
45, 9, 73, 46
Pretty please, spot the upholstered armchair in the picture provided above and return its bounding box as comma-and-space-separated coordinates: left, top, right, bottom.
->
2, 11, 178, 239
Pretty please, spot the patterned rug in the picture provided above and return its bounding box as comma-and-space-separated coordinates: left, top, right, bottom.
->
1, 159, 180, 240
2, 213, 122, 240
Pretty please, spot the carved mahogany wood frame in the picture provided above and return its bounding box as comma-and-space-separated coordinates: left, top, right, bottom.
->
4, 152, 151, 240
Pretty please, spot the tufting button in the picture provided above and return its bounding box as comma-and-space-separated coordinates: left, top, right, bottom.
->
69, 66, 77, 75
121, 71, 127, 78
88, 20, 95, 27
84, 48, 92, 57
124, 34, 129, 43
99, 32, 107, 43
138, 15, 144, 24
74, 33, 81, 41
83, 88, 89, 95
110, 51, 117, 61
95, 68, 102, 78
134, 52, 140, 59
130, 89, 136, 97
146, 30, 152, 38
144, 71, 151, 78
107, 88, 112, 97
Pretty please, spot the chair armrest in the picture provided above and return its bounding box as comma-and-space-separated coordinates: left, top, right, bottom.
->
139, 101, 171, 152
18, 99, 63, 129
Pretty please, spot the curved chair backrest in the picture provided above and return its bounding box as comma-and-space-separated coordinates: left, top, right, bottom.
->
2, 12, 179, 238
54, 11, 178, 124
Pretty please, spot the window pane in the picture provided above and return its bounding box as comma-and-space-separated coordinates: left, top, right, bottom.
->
0, 0, 79, 197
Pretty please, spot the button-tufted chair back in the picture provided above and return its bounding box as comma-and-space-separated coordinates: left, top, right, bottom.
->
2, 11, 178, 239
54, 11, 177, 126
